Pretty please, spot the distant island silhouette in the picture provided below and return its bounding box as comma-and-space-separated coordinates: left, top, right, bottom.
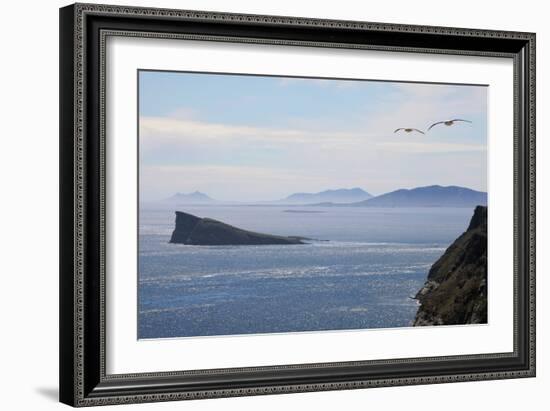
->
161, 185, 487, 208
164, 191, 216, 205
330, 185, 487, 208
276, 188, 372, 204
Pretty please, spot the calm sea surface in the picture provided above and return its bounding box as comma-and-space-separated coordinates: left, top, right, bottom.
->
138, 205, 473, 339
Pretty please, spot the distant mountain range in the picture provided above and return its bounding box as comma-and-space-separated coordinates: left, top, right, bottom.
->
341, 185, 487, 208
276, 188, 372, 204
164, 191, 216, 204
163, 185, 487, 208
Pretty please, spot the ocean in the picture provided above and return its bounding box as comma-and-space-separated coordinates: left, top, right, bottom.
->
138, 205, 473, 339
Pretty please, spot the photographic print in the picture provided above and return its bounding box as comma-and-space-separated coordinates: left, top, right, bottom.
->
60, 6, 535, 404
138, 71, 488, 339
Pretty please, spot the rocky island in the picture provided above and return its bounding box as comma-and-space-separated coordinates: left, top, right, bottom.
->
169, 211, 306, 246
413, 205, 488, 326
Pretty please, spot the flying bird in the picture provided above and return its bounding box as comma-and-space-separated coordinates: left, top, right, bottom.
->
394, 128, 425, 134
428, 119, 472, 131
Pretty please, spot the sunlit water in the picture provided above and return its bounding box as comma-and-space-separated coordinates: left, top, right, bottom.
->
138, 205, 473, 338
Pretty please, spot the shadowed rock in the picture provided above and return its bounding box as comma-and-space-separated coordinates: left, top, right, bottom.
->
169, 211, 305, 245
413, 205, 488, 326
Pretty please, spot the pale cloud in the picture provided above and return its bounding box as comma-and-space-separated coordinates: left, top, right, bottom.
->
376, 141, 486, 154
140, 117, 360, 146
140, 115, 484, 154
166, 107, 201, 120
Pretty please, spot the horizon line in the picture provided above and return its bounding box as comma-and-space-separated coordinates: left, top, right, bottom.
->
149, 184, 487, 204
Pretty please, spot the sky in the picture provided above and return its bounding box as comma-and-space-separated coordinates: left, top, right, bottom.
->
139, 70, 487, 202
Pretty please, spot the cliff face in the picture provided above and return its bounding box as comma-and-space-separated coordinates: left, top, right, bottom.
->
169, 211, 305, 246
413, 206, 487, 326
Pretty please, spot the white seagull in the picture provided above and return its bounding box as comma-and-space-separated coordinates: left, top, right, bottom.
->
428, 119, 472, 131
394, 128, 425, 135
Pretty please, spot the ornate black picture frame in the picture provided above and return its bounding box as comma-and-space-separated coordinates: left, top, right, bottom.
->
59, 3, 535, 407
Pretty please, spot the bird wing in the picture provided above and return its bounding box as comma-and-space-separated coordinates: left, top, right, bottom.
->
428, 121, 444, 130
394, 128, 404, 133
451, 119, 472, 123
413, 128, 425, 134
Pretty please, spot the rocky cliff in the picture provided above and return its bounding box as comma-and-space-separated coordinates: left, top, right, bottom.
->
169, 211, 305, 246
413, 206, 487, 326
